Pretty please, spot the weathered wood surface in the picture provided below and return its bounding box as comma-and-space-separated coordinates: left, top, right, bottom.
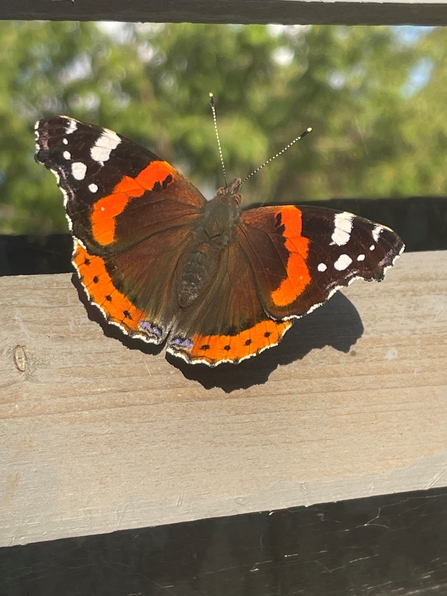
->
3, 0, 447, 26
1, 250, 447, 547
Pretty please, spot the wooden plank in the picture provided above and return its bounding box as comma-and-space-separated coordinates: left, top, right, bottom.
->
3, 0, 447, 25
1, 250, 447, 547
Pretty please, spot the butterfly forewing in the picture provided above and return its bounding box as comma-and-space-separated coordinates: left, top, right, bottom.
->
238, 205, 404, 320
35, 116, 205, 254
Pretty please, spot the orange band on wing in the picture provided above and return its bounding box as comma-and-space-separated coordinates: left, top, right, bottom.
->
186, 319, 292, 364
91, 192, 131, 246
73, 240, 146, 333
271, 208, 311, 307
135, 161, 176, 191
91, 160, 176, 246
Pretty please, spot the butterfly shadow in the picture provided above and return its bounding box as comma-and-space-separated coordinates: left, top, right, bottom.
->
169, 291, 364, 392
72, 275, 363, 393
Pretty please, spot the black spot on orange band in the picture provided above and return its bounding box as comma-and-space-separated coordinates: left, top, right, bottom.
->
176, 319, 292, 364
72, 240, 146, 334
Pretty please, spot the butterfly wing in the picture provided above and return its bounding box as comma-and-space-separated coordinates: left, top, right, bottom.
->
237, 205, 404, 320
35, 116, 205, 252
167, 239, 292, 366
35, 116, 206, 343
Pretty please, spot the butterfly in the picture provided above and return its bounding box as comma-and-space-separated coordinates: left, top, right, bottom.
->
35, 116, 404, 366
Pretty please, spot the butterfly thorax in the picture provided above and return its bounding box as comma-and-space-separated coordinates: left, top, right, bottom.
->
176, 179, 242, 308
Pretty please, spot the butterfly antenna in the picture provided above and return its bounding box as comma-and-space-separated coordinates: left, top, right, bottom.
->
241, 127, 312, 185
209, 93, 228, 188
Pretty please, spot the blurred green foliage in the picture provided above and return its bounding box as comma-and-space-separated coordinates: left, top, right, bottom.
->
0, 22, 444, 233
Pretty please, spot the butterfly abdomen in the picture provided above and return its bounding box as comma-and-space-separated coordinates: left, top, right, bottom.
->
177, 243, 220, 308
177, 191, 242, 309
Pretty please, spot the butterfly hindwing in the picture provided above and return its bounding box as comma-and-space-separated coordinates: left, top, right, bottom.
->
72, 225, 198, 345
167, 239, 292, 365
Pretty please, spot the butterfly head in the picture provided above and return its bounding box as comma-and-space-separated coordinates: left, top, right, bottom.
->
216, 177, 242, 204
203, 177, 242, 237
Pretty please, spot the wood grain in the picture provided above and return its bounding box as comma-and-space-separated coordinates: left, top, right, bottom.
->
1, 250, 447, 546
3, 0, 447, 26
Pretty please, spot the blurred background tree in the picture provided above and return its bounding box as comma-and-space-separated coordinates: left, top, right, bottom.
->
0, 21, 442, 233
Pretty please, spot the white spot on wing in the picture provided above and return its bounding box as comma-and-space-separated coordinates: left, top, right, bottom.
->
280, 238, 404, 326
317, 263, 327, 272
63, 151, 71, 160
372, 225, 382, 242
62, 138, 69, 145
72, 162, 87, 180
331, 212, 353, 246
334, 254, 353, 271
88, 183, 98, 193
91, 129, 121, 164
65, 119, 78, 134
357, 254, 365, 261
369, 244, 375, 251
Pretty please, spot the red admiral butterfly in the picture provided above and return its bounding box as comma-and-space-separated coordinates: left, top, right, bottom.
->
35, 116, 404, 366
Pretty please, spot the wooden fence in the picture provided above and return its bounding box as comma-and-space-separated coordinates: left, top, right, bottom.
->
1, 1, 447, 550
